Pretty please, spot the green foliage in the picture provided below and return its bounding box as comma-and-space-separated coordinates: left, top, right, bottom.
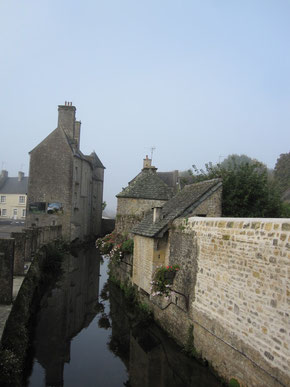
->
120, 280, 137, 302
135, 302, 152, 322
96, 232, 134, 266
274, 152, 290, 197
220, 154, 261, 170
229, 378, 240, 387
182, 155, 285, 217
281, 202, 290, 217
121, 239, 134, 254
151, 265, 180, 296
184, 324, 198, 357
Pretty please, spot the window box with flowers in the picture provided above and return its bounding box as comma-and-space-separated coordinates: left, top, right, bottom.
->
151, 265, 180, 297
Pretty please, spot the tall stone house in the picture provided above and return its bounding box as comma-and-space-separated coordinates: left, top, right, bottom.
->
115, 156, 180, 234
0, 170, 28, 220
26, 103, 105, 241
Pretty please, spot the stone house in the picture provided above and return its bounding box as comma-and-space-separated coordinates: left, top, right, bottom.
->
0, 170, 28, 220
131, 178, 222, 294
115, 156, 180, 234
26, 103, 105, 241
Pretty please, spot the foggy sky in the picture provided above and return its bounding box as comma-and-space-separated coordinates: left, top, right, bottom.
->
1, 0, 289, 212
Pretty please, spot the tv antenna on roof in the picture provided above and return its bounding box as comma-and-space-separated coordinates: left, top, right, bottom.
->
150, 146, 156, 162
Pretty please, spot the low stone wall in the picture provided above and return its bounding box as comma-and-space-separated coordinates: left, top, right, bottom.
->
0, 225, 62, 304
152, 217, 290, 387
11, 225, 62, 275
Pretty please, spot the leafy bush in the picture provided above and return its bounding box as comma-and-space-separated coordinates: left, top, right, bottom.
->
151, 265, 180, 297
121, 239, 134, 254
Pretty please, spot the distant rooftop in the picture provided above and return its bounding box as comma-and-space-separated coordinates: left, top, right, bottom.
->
0, 171, 28, 194
117, 168, 174, 200
117, 156, 179, 200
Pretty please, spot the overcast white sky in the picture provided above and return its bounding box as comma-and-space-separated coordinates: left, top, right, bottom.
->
1, 0, 289, 212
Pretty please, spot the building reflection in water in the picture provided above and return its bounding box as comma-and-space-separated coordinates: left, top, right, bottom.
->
28, 250, 221, 387
31, 248, 101, 387
109, 282, 222, 387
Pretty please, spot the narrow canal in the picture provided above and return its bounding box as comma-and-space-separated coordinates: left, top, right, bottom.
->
25, 248, 222, 387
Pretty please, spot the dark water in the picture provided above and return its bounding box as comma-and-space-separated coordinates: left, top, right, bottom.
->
26, 248, 222, 387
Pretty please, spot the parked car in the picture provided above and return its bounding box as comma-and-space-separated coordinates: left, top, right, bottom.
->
47, 202, 63, 214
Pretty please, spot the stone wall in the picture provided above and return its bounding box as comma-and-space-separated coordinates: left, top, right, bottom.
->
0, 226, 62, 304
26, 128, 73, 239
115, 198, 167, 234
152, 217, 290, 386
0, 239, 14, 304
133, 236, 155, 294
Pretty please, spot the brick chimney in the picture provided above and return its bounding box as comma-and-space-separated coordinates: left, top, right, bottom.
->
18, 171, 24, 181
74, 121, 81, 149
0, 170, 8, 189
143, 155, 152, 168
0, 170, 8, 179
57, 102, 76, 141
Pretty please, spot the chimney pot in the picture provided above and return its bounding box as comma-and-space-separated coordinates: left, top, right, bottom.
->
143, 155, 152, 169
18, 171, 24, 181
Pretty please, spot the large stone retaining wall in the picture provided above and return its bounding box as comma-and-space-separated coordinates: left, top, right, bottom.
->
137, 217, 290, 386
0, 225, 62, 304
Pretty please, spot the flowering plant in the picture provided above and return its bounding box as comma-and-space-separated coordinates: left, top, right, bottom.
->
109, 243, 123, 264
96, 232, 134, 264
151, 264, 180, 297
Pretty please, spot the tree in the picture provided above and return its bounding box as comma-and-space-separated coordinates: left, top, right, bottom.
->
182, 157, 284, 218
274, 152, 290, 198
220, 154, 259, 170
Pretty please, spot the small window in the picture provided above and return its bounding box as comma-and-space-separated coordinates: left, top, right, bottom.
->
13, 209, 18, 216
22, 209, 26, 217
2, 209, 7, 216
0, 196, 6, 203
19, 195, 26, 204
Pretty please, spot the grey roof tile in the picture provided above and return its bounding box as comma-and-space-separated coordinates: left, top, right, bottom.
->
132, 178, 222, 237
0, 177, 28, 194
116, 169, 174, 200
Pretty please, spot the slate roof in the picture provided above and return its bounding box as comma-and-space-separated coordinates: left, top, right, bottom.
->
0, 177, 28, 194
84, 152, 105, 169
157, 171, 179, 190
116, 169, 174, 200
132, 178, 222, 238
129, 170, 179, 189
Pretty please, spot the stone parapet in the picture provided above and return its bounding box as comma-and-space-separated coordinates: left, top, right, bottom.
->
167, 217, 290, 386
